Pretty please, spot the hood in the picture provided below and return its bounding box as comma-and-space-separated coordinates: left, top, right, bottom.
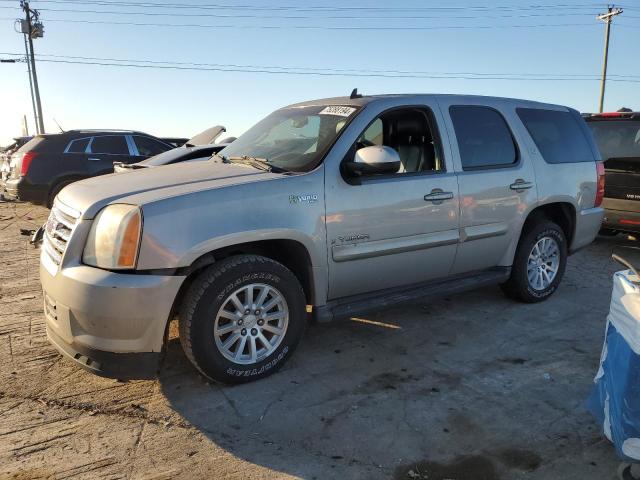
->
186, 126, 226, 146
58, 159, 278, 219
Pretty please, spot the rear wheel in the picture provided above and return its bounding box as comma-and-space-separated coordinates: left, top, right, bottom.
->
501, 220, 567, 303
179, 255, 307, 384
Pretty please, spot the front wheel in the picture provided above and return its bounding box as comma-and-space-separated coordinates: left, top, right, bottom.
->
179, 255, 307, 384
501, 220, 567, 303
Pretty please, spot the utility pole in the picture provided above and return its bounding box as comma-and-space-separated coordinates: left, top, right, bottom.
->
20, 1, 44, 134
23, 33, 37, 135
597, 5, 623, 113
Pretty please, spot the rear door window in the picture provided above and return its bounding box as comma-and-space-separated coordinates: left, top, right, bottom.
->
133, 136, 171, 157
517, 108, 595, 164
66, 138, 89, 153
449, 106, 517, 170
89, 135, 130, 155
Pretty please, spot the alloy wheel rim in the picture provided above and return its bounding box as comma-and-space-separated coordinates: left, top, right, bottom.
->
214, 283, 289, 365
527, 236, 560, 291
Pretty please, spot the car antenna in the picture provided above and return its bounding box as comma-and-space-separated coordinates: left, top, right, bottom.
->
52, 118, 65, 133
350, 88, 362, 99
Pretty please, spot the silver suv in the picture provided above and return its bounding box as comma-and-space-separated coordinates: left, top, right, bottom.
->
39, 93, 605, 383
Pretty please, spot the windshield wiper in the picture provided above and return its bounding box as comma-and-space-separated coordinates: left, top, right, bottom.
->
224, 155, 291, 173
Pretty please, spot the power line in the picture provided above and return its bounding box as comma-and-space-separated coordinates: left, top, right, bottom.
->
10, 0, 606, 13
3, 51, 639, 80
34, 17, 601, 30
14, 7, 602, 21
3, 53, 639, 83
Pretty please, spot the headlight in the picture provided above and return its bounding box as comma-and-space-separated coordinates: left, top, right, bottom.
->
83, 204, 142, 270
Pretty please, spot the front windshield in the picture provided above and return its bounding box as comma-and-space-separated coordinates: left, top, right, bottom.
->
219, 104, 360, 172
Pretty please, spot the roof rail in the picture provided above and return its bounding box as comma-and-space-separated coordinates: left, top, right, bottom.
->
66, 129, 145, 134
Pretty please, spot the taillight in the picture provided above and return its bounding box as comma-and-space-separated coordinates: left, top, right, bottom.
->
595, 161, 605, 207
20, 152, 37, 176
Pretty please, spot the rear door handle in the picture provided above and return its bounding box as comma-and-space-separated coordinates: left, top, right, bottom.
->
424, 190, 454, 202
87, 157, 102, 162
509, 180, 534, 191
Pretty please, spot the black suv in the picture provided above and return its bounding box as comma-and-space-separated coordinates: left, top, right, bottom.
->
1, 130, 173, 207
584, 110, 640, 234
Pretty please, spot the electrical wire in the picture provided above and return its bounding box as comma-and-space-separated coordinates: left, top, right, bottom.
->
12, 0, 607, 13
2, 51, 638, 80
2, 52, 639, 82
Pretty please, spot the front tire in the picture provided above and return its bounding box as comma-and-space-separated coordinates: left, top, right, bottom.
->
501, 220, 567, 303
179, 255, 306, 384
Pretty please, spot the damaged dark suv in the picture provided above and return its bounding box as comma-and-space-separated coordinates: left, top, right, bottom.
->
2, 130, 173, 207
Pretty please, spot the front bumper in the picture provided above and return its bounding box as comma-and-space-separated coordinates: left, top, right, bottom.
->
47, 327, 162, 379
40, 253, 185, 379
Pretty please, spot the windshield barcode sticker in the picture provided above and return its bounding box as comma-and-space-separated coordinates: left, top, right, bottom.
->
319, 106, 356, 117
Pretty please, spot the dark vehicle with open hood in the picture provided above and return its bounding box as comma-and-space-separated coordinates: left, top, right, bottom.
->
584, 109, 640, 235
113, 126, 235, 173
1, 129, 174, 207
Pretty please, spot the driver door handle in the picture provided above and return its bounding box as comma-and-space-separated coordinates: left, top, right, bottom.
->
509, 179, 534, 191
424, 190, 454, 202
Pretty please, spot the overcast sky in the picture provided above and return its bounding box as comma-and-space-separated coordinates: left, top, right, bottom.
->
1, 0, 639, 145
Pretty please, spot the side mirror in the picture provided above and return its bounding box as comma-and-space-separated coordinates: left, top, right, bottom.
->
344, 145, 401, 177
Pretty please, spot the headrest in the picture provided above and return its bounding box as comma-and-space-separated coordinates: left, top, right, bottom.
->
395, 117, 424, 136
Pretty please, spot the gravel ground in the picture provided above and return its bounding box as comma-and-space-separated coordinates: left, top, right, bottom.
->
0, 199, 637, 480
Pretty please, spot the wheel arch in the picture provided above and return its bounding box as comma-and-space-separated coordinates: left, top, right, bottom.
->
169, 238, 319, 328
500, 201, 576, 266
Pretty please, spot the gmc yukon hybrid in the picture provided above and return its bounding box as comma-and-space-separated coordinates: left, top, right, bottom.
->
39, 94, 604, 384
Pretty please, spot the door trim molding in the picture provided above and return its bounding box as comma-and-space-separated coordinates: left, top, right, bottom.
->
460, 223, 508, 243
332, 230, 459, 263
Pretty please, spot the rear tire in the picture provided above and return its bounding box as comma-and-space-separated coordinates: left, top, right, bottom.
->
501, 220, 567, 303
179, 255, 307, 384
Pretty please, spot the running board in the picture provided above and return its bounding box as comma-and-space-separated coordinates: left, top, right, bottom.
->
313, 268, 511, 323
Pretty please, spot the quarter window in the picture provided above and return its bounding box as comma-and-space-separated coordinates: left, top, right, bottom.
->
134, 136, 170, 157
517, 108, 596, 164
89, 136, 129, 155
450, 106, 517, 169
66, 138, 89, 153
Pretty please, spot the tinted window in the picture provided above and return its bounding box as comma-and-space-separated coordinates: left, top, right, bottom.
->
90, 136, 129, 155
450, 106, 517, 169
588, 121, 640, 160
66, 138, 89, 153
517, 108, 595, 164
134, 136, 170, 157
354, 108, 443, 174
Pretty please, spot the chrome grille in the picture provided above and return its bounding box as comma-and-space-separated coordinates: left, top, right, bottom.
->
42, 202, 80, 266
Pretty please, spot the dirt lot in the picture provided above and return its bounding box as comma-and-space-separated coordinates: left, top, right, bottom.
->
0, 199, 637, 480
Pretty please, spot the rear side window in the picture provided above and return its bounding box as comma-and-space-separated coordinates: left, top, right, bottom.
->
449, 106, 517, 169
66, 138, 89, 153
517, 108, 595, 164
134, 136, 170, 157
89, 136, 129, 155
